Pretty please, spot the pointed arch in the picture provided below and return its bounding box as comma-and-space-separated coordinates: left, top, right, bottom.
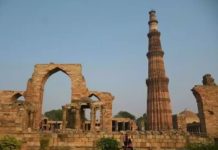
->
89, 94, 101, 101
25, 64, 89, 129
41, 67, 70, 88
43, 69, 71, 113
11, 92, 25, 101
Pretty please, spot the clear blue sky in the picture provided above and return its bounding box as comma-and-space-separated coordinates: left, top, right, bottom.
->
0, 0, 217, 117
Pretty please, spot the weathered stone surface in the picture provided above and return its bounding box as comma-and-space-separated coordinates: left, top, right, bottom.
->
173, 109, 200, 133
202, 74, 216, 86
192, 74, 218, 138
146, 10, 173, 130
0, 131, 212, 150
0, 63, 114, 133
25, 64, 90, 129
0, 91, 35, 132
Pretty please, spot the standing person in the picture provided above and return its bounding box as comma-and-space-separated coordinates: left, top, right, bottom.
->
123, 133, 128, 149
127, 137, 133, 150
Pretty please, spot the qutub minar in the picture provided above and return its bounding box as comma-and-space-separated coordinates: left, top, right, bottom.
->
146, 10, 173, 130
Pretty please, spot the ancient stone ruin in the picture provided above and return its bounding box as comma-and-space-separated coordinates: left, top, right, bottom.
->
146, 10, 173, 130
0, 10, 216, 150
173, 109, 200, 133
0, 64, 114, 133
192, 74, 218, 138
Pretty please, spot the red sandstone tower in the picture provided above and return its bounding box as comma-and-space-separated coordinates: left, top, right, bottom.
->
146, 10, 173, 130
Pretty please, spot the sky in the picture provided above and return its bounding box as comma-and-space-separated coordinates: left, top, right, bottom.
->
0, 0, 217, 117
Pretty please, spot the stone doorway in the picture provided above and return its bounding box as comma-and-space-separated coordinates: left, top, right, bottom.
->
25, 64, 88, 129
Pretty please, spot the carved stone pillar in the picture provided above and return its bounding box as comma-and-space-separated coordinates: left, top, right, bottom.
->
80, 108, 85, 130
62, 106, 67, 129
100, 106, 104, 130
90, 107, 96, 131
75, 106, 81, 130
122, 122, 125, 131
115, 121, 118, 131
96, 107, 102, 130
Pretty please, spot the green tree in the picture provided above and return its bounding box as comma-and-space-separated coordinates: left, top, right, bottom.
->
39, 136, 49, 150
186, 143, 218, 150
114, 111, 136, 120
96, 137, 120, 150
44, 109, 62, 121
0, 136, 21, 150
136, 113, 148, 131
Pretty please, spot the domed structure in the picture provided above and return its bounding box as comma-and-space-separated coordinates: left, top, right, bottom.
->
173, 109, 200, 133
178, 109, 200, 124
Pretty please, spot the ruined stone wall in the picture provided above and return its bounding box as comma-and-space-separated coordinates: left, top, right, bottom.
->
89, 91, 114, 133
174, 110, 200, 132
0, 91, 29, 132
25, 64, 89, 129
0, 91, 23, 104
0, 131, 212, 150
0, 64, 114, 132
192, 74, 218, 138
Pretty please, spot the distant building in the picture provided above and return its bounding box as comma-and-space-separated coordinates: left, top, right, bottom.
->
173, 109, 200, 133
112, 118, 137, 132
40, 116, 62, 131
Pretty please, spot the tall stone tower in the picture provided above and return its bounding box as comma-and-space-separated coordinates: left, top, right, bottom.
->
146, 10, 173, 130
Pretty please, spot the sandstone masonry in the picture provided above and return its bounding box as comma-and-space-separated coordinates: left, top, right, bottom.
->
192, 74, 218, 138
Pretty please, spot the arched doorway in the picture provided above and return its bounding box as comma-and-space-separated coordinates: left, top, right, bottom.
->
43, 70, 71, 125
11, 92, 32, 129
25, 64, 89, 129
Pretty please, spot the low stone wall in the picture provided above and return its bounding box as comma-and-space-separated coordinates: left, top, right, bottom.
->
0, 131, 213, 150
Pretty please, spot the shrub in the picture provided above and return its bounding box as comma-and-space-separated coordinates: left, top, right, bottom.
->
0, 136, 21, 150
50, 146, 71, 150
186, 143, 218, 150
40, 136, 50, 150
96, 137, 120, 150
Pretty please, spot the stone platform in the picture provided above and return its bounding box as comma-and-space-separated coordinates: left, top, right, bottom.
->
0, 131, 212, 150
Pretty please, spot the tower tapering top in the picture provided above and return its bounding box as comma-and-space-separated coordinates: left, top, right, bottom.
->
148, 10, 158, 32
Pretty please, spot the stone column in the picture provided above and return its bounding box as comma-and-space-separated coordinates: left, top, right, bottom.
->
115, 121, 118, 131
122, 122, 125, 131
98, 107, 102, 130
90, 107, 96, 131
80, 108, 85, 130
75, 106, 81, 130
100, 106, 104, 130
127, 122, 130, 130
62, 106, 67, 129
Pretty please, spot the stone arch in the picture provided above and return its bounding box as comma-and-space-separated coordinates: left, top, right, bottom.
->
41, 67, 70, 89
25, 64, 89, 129
88, 91, 114, 132
89, 93, 101, 101
11, 92, 25, 102
41, 67, 71, 112
192, 89, 206, 134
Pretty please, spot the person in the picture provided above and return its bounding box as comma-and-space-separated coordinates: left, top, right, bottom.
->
123, 134, 134, 150
123, 133, 128, 149
127, 137, 133, 150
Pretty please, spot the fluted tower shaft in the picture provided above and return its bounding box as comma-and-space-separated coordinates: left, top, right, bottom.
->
146, 10, 173, 130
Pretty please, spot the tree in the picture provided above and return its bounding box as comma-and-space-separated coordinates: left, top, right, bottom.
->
39, 136, 49, 150
114, 111, 136, 120
136, 113, 148, 131
96, 137, 120, 150
44, 109, 62, 121
0, 136, 21, 150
